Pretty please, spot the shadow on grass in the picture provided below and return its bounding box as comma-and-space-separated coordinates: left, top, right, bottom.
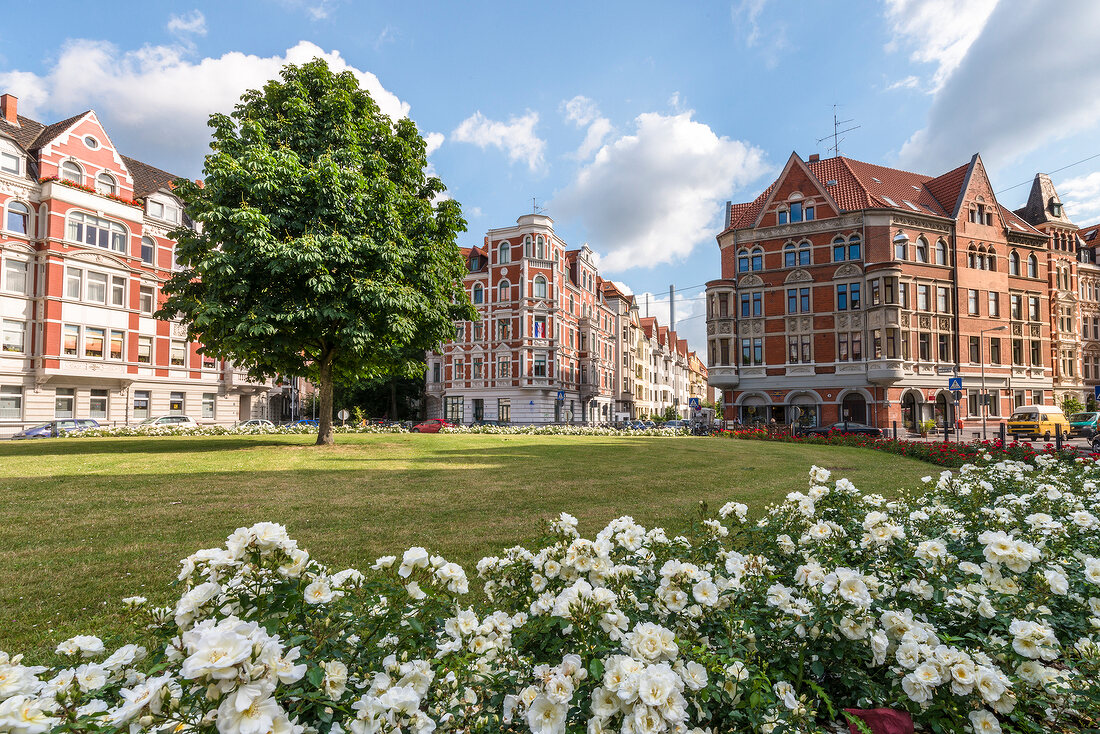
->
0, 436, 307, 456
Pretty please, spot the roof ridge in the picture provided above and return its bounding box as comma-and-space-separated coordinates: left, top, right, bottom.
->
837, 157, 878, 208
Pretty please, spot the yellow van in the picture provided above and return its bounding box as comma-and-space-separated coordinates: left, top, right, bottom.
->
1006, 405, 1071, 441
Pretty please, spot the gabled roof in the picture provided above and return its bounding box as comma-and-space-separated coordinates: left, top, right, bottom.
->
122, 155, 181, 198
30, 111, 90, 151
1015, 173, 1075, 227
998, 204, 1045, 237
1080, 222, 1100, 244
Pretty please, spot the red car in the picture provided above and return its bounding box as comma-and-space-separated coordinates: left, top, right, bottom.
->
410, 419, 453, 433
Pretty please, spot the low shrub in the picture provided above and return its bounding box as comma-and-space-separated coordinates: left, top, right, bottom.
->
3, 456, 1099, 733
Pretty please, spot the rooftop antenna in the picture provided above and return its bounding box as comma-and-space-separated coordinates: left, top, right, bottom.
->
816, 104, 860, 157
532, 197, 546, 215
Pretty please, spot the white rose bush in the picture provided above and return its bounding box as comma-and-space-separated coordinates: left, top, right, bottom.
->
3, 456, 1100, 733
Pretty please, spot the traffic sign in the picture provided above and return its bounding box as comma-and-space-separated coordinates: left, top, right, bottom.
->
947, 377, 962, 390
688, 397, 701, 409
1095, 385, 1100, 402
556, 390, 565, 401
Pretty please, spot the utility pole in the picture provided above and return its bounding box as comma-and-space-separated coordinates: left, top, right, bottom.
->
645, 293, 650, 318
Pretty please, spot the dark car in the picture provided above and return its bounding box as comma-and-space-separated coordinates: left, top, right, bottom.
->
12, 418, 100, 439
804, 421, 883, 437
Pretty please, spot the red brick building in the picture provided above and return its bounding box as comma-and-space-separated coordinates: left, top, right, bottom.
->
706, 152, 1057, 433
0, 94, 281, 435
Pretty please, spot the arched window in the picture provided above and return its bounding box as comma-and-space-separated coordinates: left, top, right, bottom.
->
783, 243, 797, 268
498, 279, 510, 301
498, 241, 510, 264
934, 240, 947, 265
750, 248, 763, 271
967, 246, 976, 269
737, 250, 750, 273
6, 201, 29, 235
977, 246, 987, 271
798, 241, 811, 266
1009, 250, 1020, 275
832, 236, 846, 262
986, 248, 996, 271
1027, 253, 1038, 278
533, 275, 547, 299
536, 235, 545, 259
915, 237, 929, 263
66, 211, 127, 253
848, 235, 861, 260
141, 236, 156, 265
95, 173, 117, 196
524, 235, 532, 257
472, 283, 484, 304
61, 161, 83, 184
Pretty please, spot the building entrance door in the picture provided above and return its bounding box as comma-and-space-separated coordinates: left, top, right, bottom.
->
238, 395, 251, 421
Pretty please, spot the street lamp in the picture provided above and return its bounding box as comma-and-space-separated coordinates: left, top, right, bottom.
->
980, 325, 1008, 440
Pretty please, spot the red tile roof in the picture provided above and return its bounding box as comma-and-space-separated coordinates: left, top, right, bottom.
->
1080, 222, 1100, 243
998, 204, 1045, 236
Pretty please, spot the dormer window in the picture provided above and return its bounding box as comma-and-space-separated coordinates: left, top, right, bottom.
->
0, 141, 20, 175
1051, 200, 1064, 217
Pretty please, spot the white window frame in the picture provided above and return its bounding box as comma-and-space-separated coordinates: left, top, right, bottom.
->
0, 385, 22, 419
202, 392, 216, 419
2, 257, 28, 294
170, 340, 187, 367
61, 160, 83, 184
95, 172, 117, 195
6, 200, 30, 235
2, 319, 25, 353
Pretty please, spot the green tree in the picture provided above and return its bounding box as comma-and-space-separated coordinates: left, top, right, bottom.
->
160, 59, 475, 444
1061, 394, 1085, 417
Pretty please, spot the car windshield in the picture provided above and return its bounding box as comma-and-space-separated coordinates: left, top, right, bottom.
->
23, 423, 52, 432
138, 418, 160, 425
1010, 412, 1034, 421
1070, 413, 1097, 422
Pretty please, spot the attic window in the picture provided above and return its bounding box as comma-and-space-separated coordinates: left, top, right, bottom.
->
1051, 201, 1064, 217
871, 177, 882, 183
826, 180, 838, 186
903, 200, 920, 211
911, 185, 920, 190
882, 196, 898, 207
84, 136, 100, 150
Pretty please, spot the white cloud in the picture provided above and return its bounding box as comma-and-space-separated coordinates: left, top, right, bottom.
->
883, 0, 998, 91
561, 95, 613, 160
885, 75, 920, 91
424, 132, 444, 156
451, 111, 545, 171
897, 0, 1100, 172
1059, 170, 1100, 226
731, 0, 787, 67
0, 40, 411, 177
610, 280, 633, 296
167, 10, 207, 39
553, 110, 769, 272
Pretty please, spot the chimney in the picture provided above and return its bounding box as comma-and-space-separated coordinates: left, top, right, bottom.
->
808, 153, 820, 162
1, 94, 17, 125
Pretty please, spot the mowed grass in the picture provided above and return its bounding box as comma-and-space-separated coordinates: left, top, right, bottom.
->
0, 434, 931, 657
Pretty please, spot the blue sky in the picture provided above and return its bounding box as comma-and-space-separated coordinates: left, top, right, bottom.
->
3, 0, 1100, 353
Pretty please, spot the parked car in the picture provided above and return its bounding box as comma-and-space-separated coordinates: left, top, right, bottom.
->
662, 419, 687, 429
1007, 405, 1070, 441
286, 419, 319, 427
628, 420, 647, 430
136, 415, 197, 427
11, 418, 100, 439
411, 419, 453, 433
236, 419, 275, 428
803, 421, 883, 437
1068, 412, 1100, 438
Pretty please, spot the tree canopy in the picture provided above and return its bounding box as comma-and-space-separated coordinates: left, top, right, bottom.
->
160, 59, 475, 444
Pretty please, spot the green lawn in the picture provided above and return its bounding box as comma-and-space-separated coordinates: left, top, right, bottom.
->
0, 434, 931, 657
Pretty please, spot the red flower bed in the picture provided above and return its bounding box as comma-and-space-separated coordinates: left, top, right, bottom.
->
716, 426, 1084, 467
39, 176, 144, 208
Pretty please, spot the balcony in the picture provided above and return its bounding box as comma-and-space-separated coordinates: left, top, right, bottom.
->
867, 360, 906, 385
708, 365, 739, 388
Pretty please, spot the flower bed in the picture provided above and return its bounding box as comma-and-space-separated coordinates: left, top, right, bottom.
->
442, 424, 689, 437
4, 457, 1098, 733
65, 423, 409, 438
720, 427, 1080, 468
38, 176, 145, 209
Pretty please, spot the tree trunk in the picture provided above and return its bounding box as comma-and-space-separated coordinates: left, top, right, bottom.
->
316, 352, 336, 446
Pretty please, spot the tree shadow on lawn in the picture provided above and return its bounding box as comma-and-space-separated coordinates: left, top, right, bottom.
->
0, 437, 303, 457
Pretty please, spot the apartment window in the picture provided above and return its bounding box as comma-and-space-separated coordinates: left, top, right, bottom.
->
968, 390, 980, 418
847, 235, 862, 260
934, 240, 947, 265
532, 315, 547, 339
89, 389, 109, 420
915, 237, 929, 263
139, 237, 155, 266
838, 332, 862, 362
473, 322, 482, 341
1012, 339, 1023, 365
938, 334, 951, 362
0, 148, 20, 175
784, 244, 797, 267
137, 336, 153, 364
498, 241, 511, 264
169, 392, 184, 415
886, 329, 898, 358
787, 335, 811, 364
988, 292, 999, 317
1028, 296, 1040, 321
1031, 341, 1042, 366
753, 338, 763, 364
86, 272, 107, 303
472, 283, 484, 304
752, 292, 762, 316
968, 290, 979, 315
1027, 254, 1038, 278
202, 393, 216, 419
133, 390, 150, 420
1010, 294, 1022, 320
533, 275, 547, 299
990, 338, 1001, 365
898, 281, 907, 308
805, 205, 815, 221
751, 249, 763, 271
55, 387, 75, 418
63, 325, 80, 356
454, 361, 464, 380
499, 320, 511, 339
0, 385, 22, 419
832, 236, 847, 262
740, 293, 750, 317
836, 284, 848, 311
787, 289, 797, 314
1032, 390, 1043, 406
533, 355, 547, 378
65, 267, 83, 299
107, 275, 125, 307
936, 287, 949, 313
95, 173, 117, 196
2, 258, 27, 294
894, 237, 907, 260
738, 252, 749, 272
61, 161, 82, 184
84, 327, 105, 358
472, 358, 483, 379
170, 340, 186, 367
445, 396, 464, 423
719, 339, 730, 365
969, 336, 980, 363
67, 212, 127, 253
870, 280, 881, 306
6, 201, 29, 235
871, 328, 883, 359
110, 330, 124, 360
917, 284, 929, 311
498, 357, 511, 378
139, 286, 155, 314
2, 319, 25, 353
